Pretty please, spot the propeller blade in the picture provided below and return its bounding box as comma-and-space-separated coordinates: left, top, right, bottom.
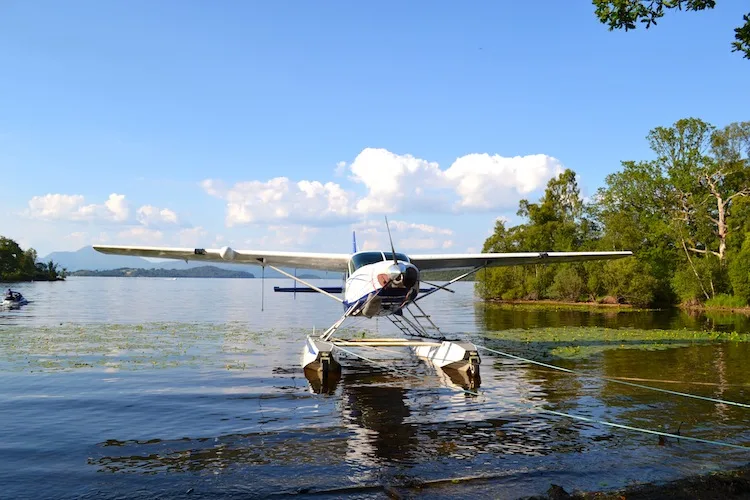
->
384, 215, 398, 265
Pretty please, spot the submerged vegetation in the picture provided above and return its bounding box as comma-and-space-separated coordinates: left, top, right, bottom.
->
486, 326, 750, 360
0, 322, 271, 372
478, 117, 750, 309
0, 236, 66, 282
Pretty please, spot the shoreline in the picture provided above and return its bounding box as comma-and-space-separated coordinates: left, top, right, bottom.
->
542, 462, 750, 499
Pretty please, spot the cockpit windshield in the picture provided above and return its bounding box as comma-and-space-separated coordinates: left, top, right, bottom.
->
350, 251, 410, 271
383, 252, 409, 263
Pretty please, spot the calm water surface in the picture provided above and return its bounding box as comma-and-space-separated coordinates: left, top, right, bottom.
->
1, 277, 749, 499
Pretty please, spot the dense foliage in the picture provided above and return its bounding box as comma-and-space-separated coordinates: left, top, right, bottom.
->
477, 118, 750, 307
592, 0, 750, 60
0, 236, 66, 282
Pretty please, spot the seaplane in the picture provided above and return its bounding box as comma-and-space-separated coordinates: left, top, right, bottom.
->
94, 218, 632, 391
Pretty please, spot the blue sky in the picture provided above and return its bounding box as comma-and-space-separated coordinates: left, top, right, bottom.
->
1, 1, 748, 257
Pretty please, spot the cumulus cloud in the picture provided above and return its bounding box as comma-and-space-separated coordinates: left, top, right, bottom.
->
445, 153, 563, 210
117, 227, 164, 243
203, 148, 563, 226
24, 194, 189, 235
136, 205, 179, 226
349, 148, 447, 213
353, 219, 454, 252
26, 193, 131, 222
104, 194, 129, 221
202, 177, 356, 227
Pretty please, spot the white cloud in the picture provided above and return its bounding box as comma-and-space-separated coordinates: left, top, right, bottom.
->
27, 194, 85, 219
26, 193, 131, 222
202, 177, 356, 226
104, 194, 129, 221
202, 148, 563, 226
445, 153, 563, 210
200, 179, 226, 197
352, 219, 454, 252
349, 148, 447, 213
334, 161, 347, 176
178, 226, 208, 247
136, 205, 179, 226
117, 227, 163, 243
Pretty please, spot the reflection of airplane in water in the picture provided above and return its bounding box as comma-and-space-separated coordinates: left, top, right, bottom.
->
88, 360, 583, 493
95, 218, 631, 390
305, 353, 480, 395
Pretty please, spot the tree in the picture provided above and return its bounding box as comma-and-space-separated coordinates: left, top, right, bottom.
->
477, 169, 598, 300
0, 235, 65, 282
595, 118, 749, 303
0, 237, 24, 278
593, 160, 678, 304
593, 0, 750, 60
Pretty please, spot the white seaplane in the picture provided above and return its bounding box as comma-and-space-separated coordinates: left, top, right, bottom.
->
94, 220, 631, 389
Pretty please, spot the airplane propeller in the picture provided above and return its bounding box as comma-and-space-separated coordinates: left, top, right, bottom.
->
384, 216, 405, 285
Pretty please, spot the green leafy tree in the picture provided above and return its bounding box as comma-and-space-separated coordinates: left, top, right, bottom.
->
0, 235, 65, 282
595, 118, 750, 303
593, 160, 678, 304
728, 237, 750, 305
549, 265, 585, 301
477, 169, 597, 300
593, 1, 750, 59
602, 258, 660, 307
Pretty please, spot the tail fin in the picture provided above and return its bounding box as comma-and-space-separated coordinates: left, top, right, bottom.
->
352, 231, 358, 253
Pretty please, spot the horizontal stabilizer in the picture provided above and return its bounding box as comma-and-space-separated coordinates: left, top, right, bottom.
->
274, 286, 344, 294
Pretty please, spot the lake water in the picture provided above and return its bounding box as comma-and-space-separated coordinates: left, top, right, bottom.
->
1, 277, 749, 499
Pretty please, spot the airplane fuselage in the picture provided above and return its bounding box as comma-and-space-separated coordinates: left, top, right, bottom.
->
343, 251, 420, 317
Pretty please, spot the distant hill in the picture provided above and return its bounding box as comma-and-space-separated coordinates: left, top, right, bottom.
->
43, 246, 152, 271
43, 246, 343, 279
71, 266, 255, 278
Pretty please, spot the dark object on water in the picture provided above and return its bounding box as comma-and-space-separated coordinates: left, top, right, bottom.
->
2, 289, 28, 308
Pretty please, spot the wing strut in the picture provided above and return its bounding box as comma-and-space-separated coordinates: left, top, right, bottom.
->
415, 264, 487, 302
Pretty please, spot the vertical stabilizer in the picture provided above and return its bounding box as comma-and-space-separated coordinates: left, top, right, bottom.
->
352, 231, 358, 253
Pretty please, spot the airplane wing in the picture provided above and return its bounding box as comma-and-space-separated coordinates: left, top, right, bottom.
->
409, 251, 633, 271
93, 245, 351, 272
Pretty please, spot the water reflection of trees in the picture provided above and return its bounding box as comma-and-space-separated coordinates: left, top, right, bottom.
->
476, 304, 750, 333
597, 343, 750, 436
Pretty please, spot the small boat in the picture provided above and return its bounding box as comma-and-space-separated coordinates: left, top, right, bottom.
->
2, 290, 28, 309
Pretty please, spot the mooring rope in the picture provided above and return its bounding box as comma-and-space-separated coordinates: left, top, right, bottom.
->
331, 342, 750, 451
475, 344, 750, 409
538, 408, 750, 451
526, 369, 750, 388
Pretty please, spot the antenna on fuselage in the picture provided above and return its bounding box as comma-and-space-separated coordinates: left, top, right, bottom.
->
352, 231, 358, 253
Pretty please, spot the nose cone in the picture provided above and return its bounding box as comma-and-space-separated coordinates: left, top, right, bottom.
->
385, 262, 419, 290
387, 263, 406, 282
